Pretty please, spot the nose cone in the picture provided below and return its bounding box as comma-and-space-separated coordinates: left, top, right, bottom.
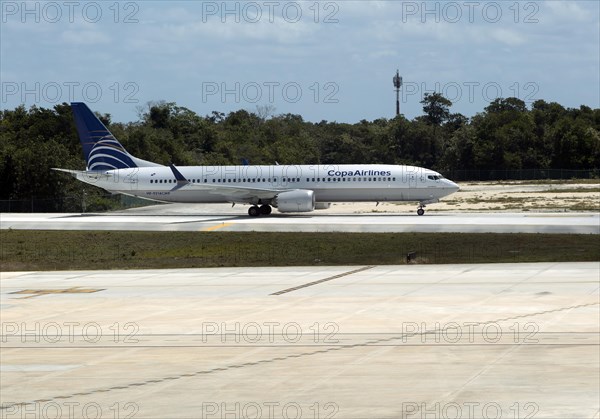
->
448, 180, 460, 193
441, 179, 459, 197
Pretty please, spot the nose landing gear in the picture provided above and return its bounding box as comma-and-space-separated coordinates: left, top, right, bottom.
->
417, 204, 425, 216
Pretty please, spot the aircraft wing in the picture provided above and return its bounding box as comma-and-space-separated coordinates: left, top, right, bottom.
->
169, 164, 286, 200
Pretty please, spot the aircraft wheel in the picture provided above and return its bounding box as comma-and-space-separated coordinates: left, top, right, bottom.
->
260, 204, 272, 215
417, 208, 425, 216
248, 206, 260, 217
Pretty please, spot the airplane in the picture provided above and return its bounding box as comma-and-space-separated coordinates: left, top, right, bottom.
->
54, 102, 459, 217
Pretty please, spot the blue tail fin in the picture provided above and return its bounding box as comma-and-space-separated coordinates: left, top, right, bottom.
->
71, 103, 162, 171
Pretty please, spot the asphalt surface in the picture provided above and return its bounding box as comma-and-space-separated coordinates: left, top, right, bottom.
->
1, 263, 599, 418
2, 208, 599, 234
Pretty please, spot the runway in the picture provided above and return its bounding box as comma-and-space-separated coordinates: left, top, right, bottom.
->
1, 263, 599, 418
2, 207, 599, 234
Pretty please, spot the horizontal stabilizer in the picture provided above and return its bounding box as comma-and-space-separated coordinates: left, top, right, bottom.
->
52, 168, 114, 180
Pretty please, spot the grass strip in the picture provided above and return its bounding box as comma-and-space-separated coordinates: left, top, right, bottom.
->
1, 230, 598, 271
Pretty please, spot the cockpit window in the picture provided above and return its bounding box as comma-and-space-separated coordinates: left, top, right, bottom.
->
427, 175, 443, 180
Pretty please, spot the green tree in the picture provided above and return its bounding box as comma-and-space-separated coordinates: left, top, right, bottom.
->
420, 92, 452, 125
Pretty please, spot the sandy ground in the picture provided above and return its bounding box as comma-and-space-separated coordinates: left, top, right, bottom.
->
339, 181, 600, 214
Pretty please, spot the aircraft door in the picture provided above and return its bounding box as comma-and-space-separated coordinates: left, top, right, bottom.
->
123, 168, 139, 190
408, 172, 417, 189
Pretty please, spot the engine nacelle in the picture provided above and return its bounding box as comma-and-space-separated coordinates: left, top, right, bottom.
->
275, 190, 315, 213
315, 202, 331, 210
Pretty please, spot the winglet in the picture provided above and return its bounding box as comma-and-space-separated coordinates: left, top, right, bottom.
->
169, 164, 190, 191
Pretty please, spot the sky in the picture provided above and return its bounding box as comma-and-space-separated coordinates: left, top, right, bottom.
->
1, 0, 599, 123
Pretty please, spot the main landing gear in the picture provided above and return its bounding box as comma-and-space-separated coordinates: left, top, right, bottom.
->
417, 204, 425, 216
248, 204, 272, 217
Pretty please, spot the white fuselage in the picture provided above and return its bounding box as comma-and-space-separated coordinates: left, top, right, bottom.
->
76, 164, 458, 205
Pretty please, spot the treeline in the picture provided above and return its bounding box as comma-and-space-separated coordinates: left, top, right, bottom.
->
0, 95, 599, 211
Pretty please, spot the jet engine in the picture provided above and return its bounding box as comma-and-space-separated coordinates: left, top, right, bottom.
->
275, 190, 315, 213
